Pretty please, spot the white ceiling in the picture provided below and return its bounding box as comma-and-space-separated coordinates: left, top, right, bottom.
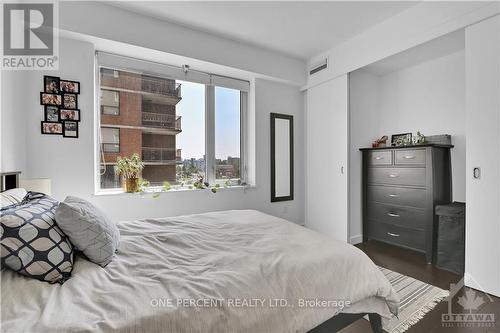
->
110, 1, 418, 60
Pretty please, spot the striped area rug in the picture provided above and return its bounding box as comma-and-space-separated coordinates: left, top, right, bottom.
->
375, 266, 449, 333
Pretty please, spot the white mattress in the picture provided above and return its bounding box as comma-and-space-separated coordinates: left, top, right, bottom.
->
1, 210, 399, 333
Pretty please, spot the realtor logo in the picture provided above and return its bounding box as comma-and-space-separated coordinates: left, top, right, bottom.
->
2, 2, 58, 69
442, 277, 496, 329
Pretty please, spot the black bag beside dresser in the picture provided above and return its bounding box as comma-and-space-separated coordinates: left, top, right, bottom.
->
435, 202, 465, 274
360, 144, 454, 263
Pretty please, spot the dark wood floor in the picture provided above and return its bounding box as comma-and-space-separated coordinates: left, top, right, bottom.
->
339, 240, 500, 333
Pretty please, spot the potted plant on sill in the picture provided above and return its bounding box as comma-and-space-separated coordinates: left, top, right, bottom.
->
116, 153, 144, 193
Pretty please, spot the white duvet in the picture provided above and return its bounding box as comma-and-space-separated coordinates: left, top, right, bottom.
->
1, 210, 398, 333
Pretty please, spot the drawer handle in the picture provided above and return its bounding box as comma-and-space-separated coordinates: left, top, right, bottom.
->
389, 194, 399, 198
387, 212, 400, 218
374, 156, 384, 160
388, 174, 399, 178
403, 155, 416, 159
387, 232, 400, 237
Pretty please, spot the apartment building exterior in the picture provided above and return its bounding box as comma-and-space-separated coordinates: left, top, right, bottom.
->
99, 68, 182, 189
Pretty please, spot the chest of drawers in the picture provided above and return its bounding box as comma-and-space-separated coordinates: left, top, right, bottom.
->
360, 145, 453, 263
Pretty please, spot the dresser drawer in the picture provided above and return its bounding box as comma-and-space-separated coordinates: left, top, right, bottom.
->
367, 185, 426, 208
395, 149, 426, 165
366, 222, 425, 251
366, 150, 392, 166
367, 203, 426, 230
367, 168, 426, 187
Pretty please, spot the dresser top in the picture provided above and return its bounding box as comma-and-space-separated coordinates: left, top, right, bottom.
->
359, 144, 454, 151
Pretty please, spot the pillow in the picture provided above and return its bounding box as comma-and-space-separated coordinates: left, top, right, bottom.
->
55, 196, 119, 267
1, 193, 74, 283
1, 188, 28, 209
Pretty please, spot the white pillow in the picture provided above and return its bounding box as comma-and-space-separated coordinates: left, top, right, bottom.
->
55, 196, 119, 267
0, 188, 28, 209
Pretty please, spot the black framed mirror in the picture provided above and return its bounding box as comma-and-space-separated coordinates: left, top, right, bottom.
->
270, 113, 294, 202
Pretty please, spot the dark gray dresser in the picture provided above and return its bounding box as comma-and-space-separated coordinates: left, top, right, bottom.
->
360, 145, 453, 263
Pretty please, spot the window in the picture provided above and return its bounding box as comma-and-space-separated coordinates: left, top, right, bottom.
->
215, 87, 241, 185
101, 127, 120, 153
101, 90, 119, 115
96, 52, 249, 192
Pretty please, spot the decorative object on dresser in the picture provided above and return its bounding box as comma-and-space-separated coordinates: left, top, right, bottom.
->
413, 131, 426, 145
40, 75, 80, 138
360, 144, 454, 263
391, 133, 412, 146
372, 135, 388, 148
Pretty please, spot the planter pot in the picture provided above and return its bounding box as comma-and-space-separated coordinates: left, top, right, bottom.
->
124, 177, 139, 193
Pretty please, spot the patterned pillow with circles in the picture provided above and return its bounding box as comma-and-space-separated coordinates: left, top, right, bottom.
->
0, 193, 74, 284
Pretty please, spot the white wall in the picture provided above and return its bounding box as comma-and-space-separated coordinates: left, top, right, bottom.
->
1, 37, 305, 224
348, 50, 466, 243
465, 14, 500, 297
1, 71, 29, 173
377, 50, 466, 201
348, 71, 381, 244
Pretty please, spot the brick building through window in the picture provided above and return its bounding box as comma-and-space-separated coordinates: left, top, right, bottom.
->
99, 68, 182, 189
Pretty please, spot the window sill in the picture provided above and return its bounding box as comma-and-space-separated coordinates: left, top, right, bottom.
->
93, 184, 256, 197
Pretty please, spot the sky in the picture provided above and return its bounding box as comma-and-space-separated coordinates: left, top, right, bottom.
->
176, 81, 240, 160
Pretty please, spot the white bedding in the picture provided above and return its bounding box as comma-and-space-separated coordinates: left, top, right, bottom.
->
1, 210, 398, 333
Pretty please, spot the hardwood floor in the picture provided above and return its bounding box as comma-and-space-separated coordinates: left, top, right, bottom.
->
339, 240, 500, 333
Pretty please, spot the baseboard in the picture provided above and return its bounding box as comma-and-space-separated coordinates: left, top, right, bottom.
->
350, 234, 363, 245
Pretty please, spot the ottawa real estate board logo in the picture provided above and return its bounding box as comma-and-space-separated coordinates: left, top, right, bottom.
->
442, 278, 495, 329
2, 2, 59, 70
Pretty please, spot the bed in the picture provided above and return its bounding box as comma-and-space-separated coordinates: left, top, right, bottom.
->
1, 209, 398, 333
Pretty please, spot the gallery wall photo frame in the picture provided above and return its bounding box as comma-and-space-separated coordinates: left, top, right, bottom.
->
40, 92, 62, 106
60, 109, 80, 122
44, 76, 60, 93
62, 93, 78, 109
40, 74, 81, 138
44, 106, 60, 122
60, 80, 80, 94
63, 121, 79, 138
41, 121, 63, 135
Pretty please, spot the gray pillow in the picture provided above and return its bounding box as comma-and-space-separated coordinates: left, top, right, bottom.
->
55, 196, 119, 267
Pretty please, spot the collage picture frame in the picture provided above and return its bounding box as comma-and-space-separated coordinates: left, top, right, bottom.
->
40, 75, 80, 138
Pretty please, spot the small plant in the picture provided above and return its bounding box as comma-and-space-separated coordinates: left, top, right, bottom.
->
116, 153, 144, 192
137, 178, 150, 192
116, 153, 144, 179
163, 181, 172, 191
414, 131, 426, 145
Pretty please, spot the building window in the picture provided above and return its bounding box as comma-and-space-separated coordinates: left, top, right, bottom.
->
101, 127, 120, 153
215, 87, 241, 185
101, 90, 120, 115
96, 52, 249, 192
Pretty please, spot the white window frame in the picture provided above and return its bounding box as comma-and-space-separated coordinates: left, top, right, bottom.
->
94, 51, 250, 193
